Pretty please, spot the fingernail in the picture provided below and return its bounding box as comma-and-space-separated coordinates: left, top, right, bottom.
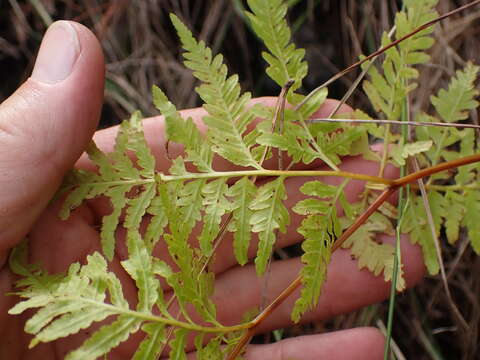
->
31, 21, 80, 84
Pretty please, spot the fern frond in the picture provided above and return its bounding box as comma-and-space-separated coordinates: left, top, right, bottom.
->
463, 188, 480, 254
67, 316, 142, 360
444, 190, 465, 245
362, 1, 437, 120
177, 179, 206, 238
60, 112, 157, 260
144, 185, 168, 250
245, 0, 308, 96
227, 177, 257, 266
256, 121, 320, 164
410, 63, 480, 256
291, 212, 337, 323
132, 323, 166, 360
120, 231, 160, 312
431, 62, 479, 123
169, 328, 188, 360
152, 85, 213, 172
162, 230, 217, 324
291, 181, 342, 322
198, 179, 231, 256
250, 177, 289, 275
170, 14, 262, 170
196, 336, 224, 360
9, 253, 130, 348
390, 140, 432, 166
402, 191, 447, 274
342, 212, 405, 290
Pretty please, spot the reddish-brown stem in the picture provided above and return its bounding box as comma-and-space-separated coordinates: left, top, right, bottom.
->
332, 187, 397, 252
226, 152, 480, 360
393, 153, 480, 187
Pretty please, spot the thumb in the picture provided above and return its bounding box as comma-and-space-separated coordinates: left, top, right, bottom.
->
0, 21, 104, 262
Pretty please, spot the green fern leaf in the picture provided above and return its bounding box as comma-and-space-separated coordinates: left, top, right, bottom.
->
9, 253, 133, 350
463, 188, 480, 254
444, 191, 465, 245
246, 0, 308, 94
196, 336, 224, 360
198, 179, 231, 256
315, 124, 366, 165
177, 179, 206, 237
250, 177, 289, 275
125, 183, 156, 232
133, 323, 166, 360
256, 121, 319, 164
402, 191, 447, 274
169, 328, 188, 360
152, 85, 213, 172
170, 14, 261, 169
431, 62, 479, 123
391, 140, 432, 166
342, 212, 405, 290
290, 180, 344, 322
121, 231, 160, 311
66, 316, 142, 360
227, 177, 257, 266
144, 186, 169, 250
362, 1, 437, 120
291, 213, 336, 322
60, 112, 156, 260
452, 129, 476, 184
416, 64, 479, 169
101, 185, 130, 260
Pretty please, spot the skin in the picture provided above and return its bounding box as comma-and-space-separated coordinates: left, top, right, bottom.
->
0, 21, 425, 359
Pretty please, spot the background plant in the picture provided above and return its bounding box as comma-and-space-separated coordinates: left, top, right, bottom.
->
2, 0, 480, 360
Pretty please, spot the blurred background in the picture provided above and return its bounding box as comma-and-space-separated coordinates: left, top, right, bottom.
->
1, 1, 479, 359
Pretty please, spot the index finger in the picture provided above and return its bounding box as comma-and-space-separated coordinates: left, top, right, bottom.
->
76, 97, 352, 172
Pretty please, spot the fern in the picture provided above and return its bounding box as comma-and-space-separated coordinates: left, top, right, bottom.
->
250, 177, 289, 275
343, 211, 405, 290
60, 111, 157, 260
406, 63, 480, 268
227, 177, 257, 266
291, 180, 342, 322
7, 1, 480, 358
245, 0, 308, 95
362, 0, 438, 121
170, 14, 262, 170
152, 85, 213, 172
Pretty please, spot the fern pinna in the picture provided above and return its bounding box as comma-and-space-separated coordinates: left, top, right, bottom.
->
7, 0, 480, 358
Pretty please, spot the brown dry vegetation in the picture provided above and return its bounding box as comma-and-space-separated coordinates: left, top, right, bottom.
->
1, 1, 479, 359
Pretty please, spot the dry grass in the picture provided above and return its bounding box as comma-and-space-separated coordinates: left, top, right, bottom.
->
1, 0, 479, 358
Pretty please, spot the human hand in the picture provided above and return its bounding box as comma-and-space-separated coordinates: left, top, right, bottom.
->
0, 21, 425, 359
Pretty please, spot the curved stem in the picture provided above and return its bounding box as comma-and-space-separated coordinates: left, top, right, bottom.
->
159, 169, 394, 184
226, 151, 480, 359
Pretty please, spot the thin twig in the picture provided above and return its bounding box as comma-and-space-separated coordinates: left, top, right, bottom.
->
295, 0, 480, 112
326, 27, 397, 119
307, 118, 480, 129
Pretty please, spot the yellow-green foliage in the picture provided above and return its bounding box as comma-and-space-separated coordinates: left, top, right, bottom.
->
7, 0, 480, 358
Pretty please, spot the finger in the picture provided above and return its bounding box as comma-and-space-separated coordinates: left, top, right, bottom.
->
210, 235, 424, 333
243, 327, 385, 360
76, 97, 352, 172
153, 234, 422, 355
109, 153, 399, 275
184, 328, 384, 360
0, 21, 104, 265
